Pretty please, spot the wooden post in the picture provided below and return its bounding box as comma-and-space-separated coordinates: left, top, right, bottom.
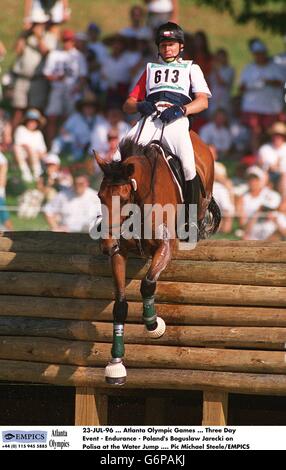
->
75, 387, 108, 425
202, 390, 228, 425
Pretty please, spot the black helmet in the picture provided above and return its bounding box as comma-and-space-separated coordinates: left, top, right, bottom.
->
155, 22, 184, 47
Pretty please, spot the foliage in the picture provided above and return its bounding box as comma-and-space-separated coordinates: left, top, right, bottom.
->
194, 0, 286, 34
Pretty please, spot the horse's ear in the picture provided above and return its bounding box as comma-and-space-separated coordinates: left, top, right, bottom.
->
93, 150, 108, 171
125, 163, 134, 177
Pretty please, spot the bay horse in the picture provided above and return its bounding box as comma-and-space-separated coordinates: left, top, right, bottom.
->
94, 130, 221, 385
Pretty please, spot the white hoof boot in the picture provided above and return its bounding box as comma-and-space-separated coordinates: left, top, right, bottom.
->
146, 317, 166, 339
105, 359, 127, 385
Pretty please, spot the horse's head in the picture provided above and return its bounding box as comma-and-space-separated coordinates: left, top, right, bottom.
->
94, 152, 137, 256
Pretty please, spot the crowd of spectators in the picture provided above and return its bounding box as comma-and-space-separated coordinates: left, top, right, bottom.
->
0, 0, 285, 240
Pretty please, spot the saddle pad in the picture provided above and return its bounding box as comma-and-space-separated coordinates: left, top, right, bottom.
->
150, 142, 184, 203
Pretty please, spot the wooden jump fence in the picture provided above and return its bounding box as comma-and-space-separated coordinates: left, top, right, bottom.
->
0, 231, 285, 425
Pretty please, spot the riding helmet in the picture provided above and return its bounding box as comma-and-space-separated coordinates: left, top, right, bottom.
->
155, 22, 185, 46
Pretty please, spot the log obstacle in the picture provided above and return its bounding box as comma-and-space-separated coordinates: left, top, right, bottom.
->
0, 231, 285, 426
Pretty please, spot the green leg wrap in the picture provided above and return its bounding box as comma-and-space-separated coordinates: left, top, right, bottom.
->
111, 323, 125, 359
142, 296, 157, 328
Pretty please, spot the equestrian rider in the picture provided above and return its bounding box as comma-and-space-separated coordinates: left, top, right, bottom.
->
113, 22, 212, 210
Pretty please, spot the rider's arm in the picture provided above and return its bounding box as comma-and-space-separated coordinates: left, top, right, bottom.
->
123, 97, 140, 114
123, 70, 147, 114
183, 92, 208, 116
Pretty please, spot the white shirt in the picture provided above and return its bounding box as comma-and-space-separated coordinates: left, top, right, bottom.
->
258, 142, 286, 172
14, 125, 47, 154
240, 61, 284, 114
209, 65, 234, 112
147, 0, 173, 13
242, 187, 281, 219
44, 48, 88, 89
29, 0, 67, 24
101, 52, 141, 88
199, 122, 232, 153
213, 181, 234, 216
44, 187, 102, 232
248, 212, 286, 240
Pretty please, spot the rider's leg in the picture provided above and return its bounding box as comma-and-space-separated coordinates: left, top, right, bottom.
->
112, 116, 161, 161
162, 116, 196, 181
162, 117, 200, 224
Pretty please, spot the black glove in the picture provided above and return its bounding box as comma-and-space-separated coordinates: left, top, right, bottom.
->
137, 101, 157, 117
160, 105, 184, 124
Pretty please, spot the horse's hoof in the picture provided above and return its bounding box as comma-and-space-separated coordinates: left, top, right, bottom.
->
146, 317, 166, 339
105, 360, 127, 386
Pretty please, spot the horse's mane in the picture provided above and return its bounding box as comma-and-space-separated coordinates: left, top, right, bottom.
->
102, 139, 158, 182
119, 139, 157, 162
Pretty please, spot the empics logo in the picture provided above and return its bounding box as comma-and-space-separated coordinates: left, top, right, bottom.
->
2, 431, 47, 443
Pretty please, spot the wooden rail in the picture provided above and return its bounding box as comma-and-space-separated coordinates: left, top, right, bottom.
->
0, 231, 285, 425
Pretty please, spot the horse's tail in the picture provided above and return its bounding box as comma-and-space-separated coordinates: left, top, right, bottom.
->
199, 196, 221, 239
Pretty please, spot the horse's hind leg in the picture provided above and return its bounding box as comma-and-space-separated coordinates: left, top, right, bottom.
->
105, 252, 128, 385
141, 238, 173, 338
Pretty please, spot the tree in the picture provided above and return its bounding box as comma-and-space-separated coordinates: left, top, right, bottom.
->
194, 0, 286, 34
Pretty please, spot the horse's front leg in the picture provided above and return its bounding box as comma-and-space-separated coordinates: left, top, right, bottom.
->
105, 251, 128, 385
141, 238, 174, 338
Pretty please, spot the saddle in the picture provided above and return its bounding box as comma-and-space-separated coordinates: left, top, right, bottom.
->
150, 140, 206, 201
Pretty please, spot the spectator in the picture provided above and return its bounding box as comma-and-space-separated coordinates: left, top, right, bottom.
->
75, 32, 89, 55
258, 122, 286, 200
120, 5, 152, 41
17, 176, 46, 219
209, 145, 235, 234
43, 173, 102, 232
11, 13, 56, 129
104, 128, 120, 161
265, 199, 286, 241
242, 197, 285, 241
14, 108, 47, 182
0, 108, 12, 152
236, 165, 281, 238
191, 30, 213, 132
199, 109, 233, 160
90, 105, 131, 158
42, 152, 72, 197
209, 48, 234, 115
239, 39, 285, 144
100, 34, 141, 104
229, 96, 251, 157
86, 23, 108, 66
193, 31, 213, 80
23, 0, 71, 30
51, 91, 98, 161
144, 0, 179, 30
44, 29, 88, 146
273, 35, 286, 81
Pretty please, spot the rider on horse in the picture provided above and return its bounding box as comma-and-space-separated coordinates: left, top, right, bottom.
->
113, 21, 212, 210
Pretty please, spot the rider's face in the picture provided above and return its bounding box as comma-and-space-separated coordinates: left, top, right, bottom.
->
159, 41, 181, 60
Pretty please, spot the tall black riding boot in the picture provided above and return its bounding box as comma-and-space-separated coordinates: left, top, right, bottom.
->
183, 174, 201, 240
